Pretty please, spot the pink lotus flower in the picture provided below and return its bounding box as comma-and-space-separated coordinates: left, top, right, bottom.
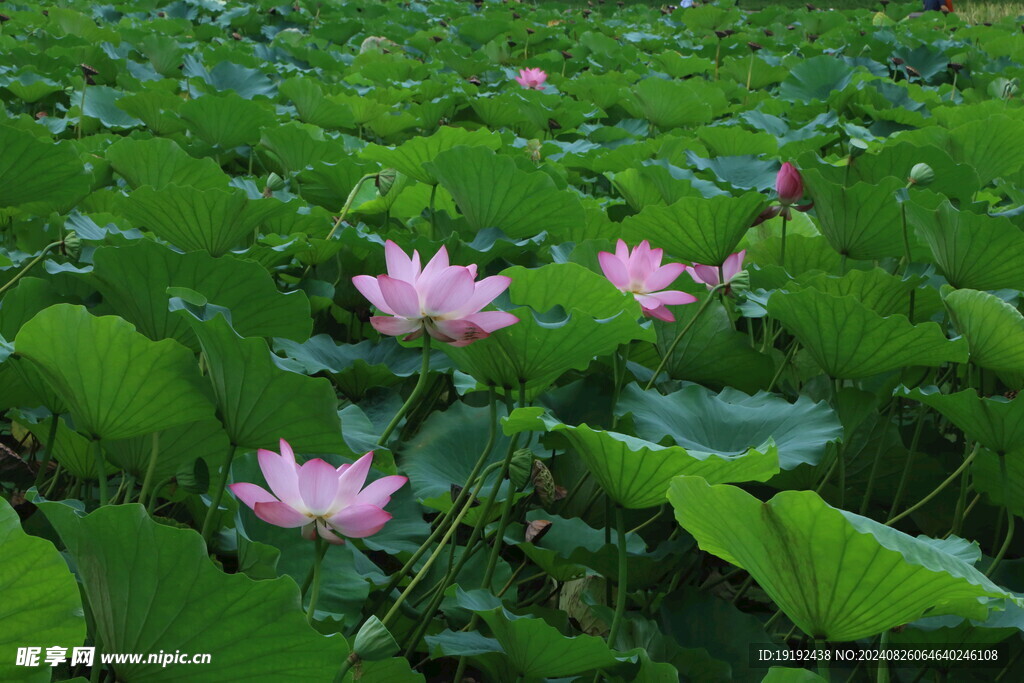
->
229, 440, 406, 544
353, 241, 518, 347
687, 250, 746, 290
599, 239, 697, 322
515, 67, 548, 90
776, 162, 804, 205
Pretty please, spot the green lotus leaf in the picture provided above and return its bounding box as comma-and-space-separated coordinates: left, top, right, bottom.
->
453, 586, 637, 681
608, 165, 703, 212
779, 55, 855, 103
179, 92, 276, 149
22, 415, 111, 480
90, 240, 311, 348
668, 477, 1017, 641
122, 185, 286, 256
0, 498, 84, 683
181, 312, 348, 454
15, 304, 215, 440
361, 126, 502, 185
274, 335, 451, 401
905, 197, 1024, 291
768, 288, 967, 379
945, 289, 1024, 374
72, 85, 143, 130
649, 300, 775, 393
425, 146, 584, 239
402, 400, 513, 503
619, 192, 766, 266
795, 268, 927, 318
103, 418, 230, 485
37, 502, 348, 682
106, 136, 228, 191
949, 116, 1024, 186
802, 171, 904, 260
0, 124, 90, 209
971, 447, 1024, 518
442, 264, 649, 393
259, 122, 348, 175
278, 78, 355, 130
898, 386, 1024, 456
504, 409, 778, 509
627, 77, 714, 129
617, 384, 841, 470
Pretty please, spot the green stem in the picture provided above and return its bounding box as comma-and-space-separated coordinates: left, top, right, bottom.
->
780, 212, 788, 269
201, 444, 238, 543
378, 335, 432, 446
644, 285, 724, 392
43, 462, 63, 498
301, 173, 376, 278
369, 389, 498, 615
986, 454, 1015, 577
886, 444, 979, 526
0, 241, 62, 298
138, 431, 160, 507
380, 462, 492, 628
306, 536, 325, 624
607, 505, 628, 648
428, 184, 438, 239
33, 414, 60, 489
888, 404, 928, 519
93, 439, 109, 506
859, 402, 898, 515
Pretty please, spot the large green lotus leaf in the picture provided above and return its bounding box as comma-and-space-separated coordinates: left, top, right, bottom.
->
668, 477, 1017, 641
476, 606, 630, 680
258, 122, 348, 175
116, 90, 186, 136
0, 498, 84, 683
779, 55, 855, 103
827, 143, 979, 202
15, 304, 215, 440
296, 157, 377, 213
179, 92, 276, 149
768, 289, 967, 379
803, 171, 904, 260
905, 198, 1024, 291
0, 279, 68, 411
442, 264, 649, 393
650, 300, 774, 393
504, 409, 778, 509
971, 447, 1024, 517
949, 116, 1024, 186
274, 335, 450, 401
627, 77, 714, 129
91, 240, 311, 348
608, 165, 703, 212
37, 502, 348, 682
360, 126, 501, 185
278, 78, 354, 130
945, 289, 1024, 374
0, 276, 65, 341
0, 124, 90, 209
425, 146, 584, 239
103, 418, 230, 484
401, 400, 512, 503
796, 268, 925, 318
106, 136, 228, 191
898, 386, 1024, 456
72, 85, 142, 130
183, 313, 348, 454
619, 192, 766, 265
122, 185, 286, 256
449, 588, 637, 681
617, 384, 841, 470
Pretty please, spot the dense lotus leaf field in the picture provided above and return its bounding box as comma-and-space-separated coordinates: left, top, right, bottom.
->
3, 0, 1024, 681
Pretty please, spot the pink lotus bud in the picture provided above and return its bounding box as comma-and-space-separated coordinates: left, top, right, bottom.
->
776, 162, 804, 205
